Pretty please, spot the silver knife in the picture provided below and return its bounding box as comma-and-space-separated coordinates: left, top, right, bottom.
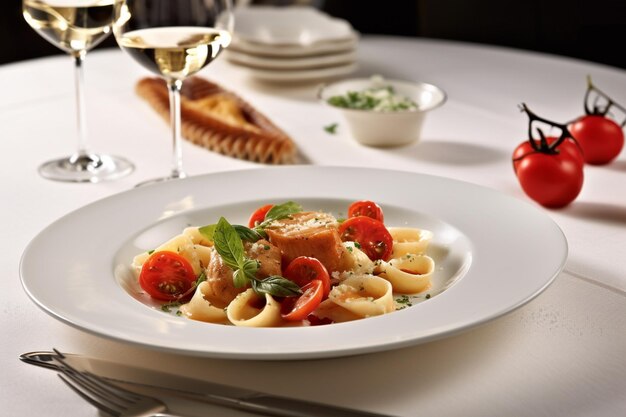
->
20, 351, 395, 417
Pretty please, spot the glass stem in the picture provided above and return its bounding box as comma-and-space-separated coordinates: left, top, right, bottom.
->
72, 52, 89, 159
167, 79, 186, 179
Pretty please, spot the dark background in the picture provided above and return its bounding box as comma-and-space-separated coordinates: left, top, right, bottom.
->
3, 0, 625, 69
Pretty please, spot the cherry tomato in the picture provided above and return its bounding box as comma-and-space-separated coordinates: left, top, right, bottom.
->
139, 251, 197, 301
347, 200, 384, 223
513, 136, 584, 173
569, 115, 624, 165
248, 204, 273, 228
338, 216, 393, 261
513, 149, 584, 208
281, 280, 324, 322
283, 256, 331, 297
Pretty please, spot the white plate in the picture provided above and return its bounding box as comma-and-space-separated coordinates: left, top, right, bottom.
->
237, 62, 358, 83
233, 6, 355, 45
225, 49, 357, 70
20, 167, 566, 360
230, 34, 358, 57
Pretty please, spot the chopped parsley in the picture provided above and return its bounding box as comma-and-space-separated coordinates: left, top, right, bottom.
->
324, 123, 339, 134
327, 77, 418, 112
161, 301, 181, 313
395, 295, 413, 310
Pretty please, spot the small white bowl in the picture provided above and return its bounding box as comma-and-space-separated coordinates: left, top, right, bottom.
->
318, 78, 446, 147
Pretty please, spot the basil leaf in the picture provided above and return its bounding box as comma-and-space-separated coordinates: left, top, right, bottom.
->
259, 201, 303, 228
251, 276, 302, 297
198, 224, 216, 241
213, 217, 244, 270
232, 269, 249, 288
233, 224, 263, 242
200, 223, 262, 243
241, 258, 259, 280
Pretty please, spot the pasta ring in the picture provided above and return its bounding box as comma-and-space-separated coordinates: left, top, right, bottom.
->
226, 289, 282, 327
381, 254, 434, 294
329, 275, 394, 317
388, 227, 433, 258
179, 281, 228, 323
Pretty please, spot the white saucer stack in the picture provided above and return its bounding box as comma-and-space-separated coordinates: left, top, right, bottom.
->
226, 6, 359, 83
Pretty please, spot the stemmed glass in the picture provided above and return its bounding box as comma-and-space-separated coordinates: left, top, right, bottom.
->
22, 0, 134, 183
113, 0, 234, 185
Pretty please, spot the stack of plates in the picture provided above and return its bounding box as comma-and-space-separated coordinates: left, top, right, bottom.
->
226, 6, 359, 83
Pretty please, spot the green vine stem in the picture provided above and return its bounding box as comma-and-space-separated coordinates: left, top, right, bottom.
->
584, 75, 626, 127
519, 103, 574, 154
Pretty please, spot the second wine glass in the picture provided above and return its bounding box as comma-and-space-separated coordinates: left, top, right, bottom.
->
114, 0, 234, 185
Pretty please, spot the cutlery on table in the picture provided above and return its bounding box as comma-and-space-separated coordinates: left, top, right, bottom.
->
20, 350, 393, 417
56, 356, 181, 417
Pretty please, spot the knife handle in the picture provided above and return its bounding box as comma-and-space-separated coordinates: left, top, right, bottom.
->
237, 394, 396, 417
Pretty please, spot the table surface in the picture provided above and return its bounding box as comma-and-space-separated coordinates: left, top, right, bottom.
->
1, 35, 625, 416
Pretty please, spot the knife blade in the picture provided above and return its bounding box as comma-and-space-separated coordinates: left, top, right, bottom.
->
20, 351, 394, 417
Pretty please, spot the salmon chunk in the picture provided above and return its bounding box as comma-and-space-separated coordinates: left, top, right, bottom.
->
203, 239, 281, 308
265, 211, 353, 273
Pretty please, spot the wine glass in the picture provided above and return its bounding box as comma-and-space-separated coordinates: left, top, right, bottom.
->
22, 0, 134, 183
113, 0, 234, 185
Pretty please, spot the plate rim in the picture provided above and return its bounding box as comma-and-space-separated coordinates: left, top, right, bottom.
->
20, 166, 567, 360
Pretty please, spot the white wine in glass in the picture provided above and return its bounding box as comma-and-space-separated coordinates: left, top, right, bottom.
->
23, 0, 134, 182
114, 0, 233, 184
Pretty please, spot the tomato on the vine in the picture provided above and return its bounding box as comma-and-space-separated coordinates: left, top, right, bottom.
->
513, 104, 584, 208
283, 256, 331, 297
247, 204, 273, 228
513, 136, 584, 173
513, 148, 583, 208
569, 115, 624, 165
347, 200, 384, 223
338, 216, 393, 261
281, 280, 324, 322
139, 251, 197, 301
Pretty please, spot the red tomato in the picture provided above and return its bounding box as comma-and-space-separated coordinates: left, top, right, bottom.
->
281, 280, 324, 322
139, 251, 197, 301
338, 216, 393, 261
569, 115, 624, 165
513, 136, 584, 173
513, 149, 584, 208
247, 204, 273, 228
347, 200, 384, 223
283, 256, 331, 297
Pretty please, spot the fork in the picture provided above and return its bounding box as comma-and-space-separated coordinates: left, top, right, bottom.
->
53, 351, 182, 417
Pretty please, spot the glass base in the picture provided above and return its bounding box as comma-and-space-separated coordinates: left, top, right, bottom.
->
38, 153, 134, 183
135, 171, 187, 188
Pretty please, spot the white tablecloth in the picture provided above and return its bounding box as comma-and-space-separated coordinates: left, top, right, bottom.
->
1, 36, 625, 416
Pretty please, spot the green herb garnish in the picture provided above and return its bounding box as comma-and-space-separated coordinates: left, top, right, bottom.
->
395, 294, 413, 310
199, 223, 263, 243
213, 217, 301, 298
161, 300, 182, 313
327, 82, 418, 112
199, 201, 302, 243
324, 123, 338, 134
258, 201, 303, 228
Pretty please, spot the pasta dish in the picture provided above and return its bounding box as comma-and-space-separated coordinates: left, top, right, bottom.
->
131, 200, 435, 327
